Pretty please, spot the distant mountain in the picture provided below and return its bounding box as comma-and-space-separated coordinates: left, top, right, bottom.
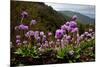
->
59, 11, 95, 24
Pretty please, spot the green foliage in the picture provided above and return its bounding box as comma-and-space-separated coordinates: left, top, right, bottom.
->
57, 45, 73, 59
13, 39, 95, 65
39, 48, 57, 58
80, 39, 95, 57
57, 48, 67, 59
14, 45, 39, 58
56, 39, 95, 62
77, 21, 95, 34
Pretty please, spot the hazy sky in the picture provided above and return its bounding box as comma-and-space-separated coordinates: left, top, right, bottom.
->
45, 3, 95, 18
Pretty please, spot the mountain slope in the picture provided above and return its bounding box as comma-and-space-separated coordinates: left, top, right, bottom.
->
59, 11, 95, 24
11, 1, 71, 33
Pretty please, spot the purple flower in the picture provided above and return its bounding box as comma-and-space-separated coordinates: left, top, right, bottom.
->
61, 24, 73, 32
84, 32, 89, 36
80, 34, 84, 40
66, 36, 71, 41
49, 41, 54, 45
56, 39, 60, 45
61, 39, 64, 48
34, 31, 39, 35
25, 30, 34, 37
18, 24, 28, 30
57, 39, 60, 42
14, 26, 19, 30
77, 36, 81, 44
66, 26, 72, 32
36, 36, 41, 43
42, 35, 47, 43
19, 24, 25, 29
40, 31, 44, 36
65, 22, 70, 26
89, 28, 93, 32
30, 20, 37, 25
16, 39, 21, 43
44, 41, 49, 46
23, 40, 28, 44
62, 29, 66, 34
71, 15, 77, 21
87, 33, 92, 38
34, 31, 39, 39
63, 34, 67, 38
61, 24, 66, 30
17, 43, 22, 45
21, 11, 28, 18
55, 29, 64, 39
92, 32, 95, 34
69, 21, 77, 28
16, 35, 21, 39
71, 27, 78, 33
48, 32, 52, 36
24, 26, 28, 30
66, 35, 72, 43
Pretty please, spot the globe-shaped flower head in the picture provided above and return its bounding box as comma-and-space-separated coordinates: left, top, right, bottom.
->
30, 20, 37, 25
71, 15, 77, 21
16, 35, 21, 39
55, 29, 64, 39
21, 11, 28, 18
18, 24, 28, 30
69, 21, 77, 28
25, 30, 34, 38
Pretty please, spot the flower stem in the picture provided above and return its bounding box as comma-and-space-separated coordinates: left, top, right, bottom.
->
21, 17, 24, 24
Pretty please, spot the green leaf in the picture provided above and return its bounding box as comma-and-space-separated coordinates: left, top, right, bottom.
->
76, 55, 80, 59
57, 55, 63, 59
69, 60, 73, 63
14, 48, 22, 54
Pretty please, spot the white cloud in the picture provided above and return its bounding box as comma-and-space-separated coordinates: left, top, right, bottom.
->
45, 2, 95, 18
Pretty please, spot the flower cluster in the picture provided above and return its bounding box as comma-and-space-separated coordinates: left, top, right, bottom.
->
14, 11, 95, 51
